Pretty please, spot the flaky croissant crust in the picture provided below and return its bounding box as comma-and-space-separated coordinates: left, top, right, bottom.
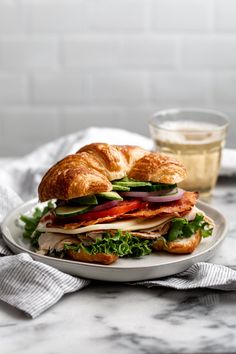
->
38, 143, 187, 201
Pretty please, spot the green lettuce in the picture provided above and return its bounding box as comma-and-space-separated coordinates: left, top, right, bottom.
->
20, 201, 54, 247
64, 231, 153, 258
166, 213, 213, 242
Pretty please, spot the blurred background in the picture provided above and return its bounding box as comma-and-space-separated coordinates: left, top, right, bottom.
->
0, 0, 236, 156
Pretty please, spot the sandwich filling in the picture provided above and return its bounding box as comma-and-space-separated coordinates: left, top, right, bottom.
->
20, 177, 214, 263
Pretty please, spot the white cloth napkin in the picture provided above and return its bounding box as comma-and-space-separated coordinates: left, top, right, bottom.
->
0, 126, 236, 319
221, 148, 236, 177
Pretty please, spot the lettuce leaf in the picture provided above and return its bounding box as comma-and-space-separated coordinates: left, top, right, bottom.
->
166, 213, 213, 242
20, 201, 55, 247
64, 230, 153, 258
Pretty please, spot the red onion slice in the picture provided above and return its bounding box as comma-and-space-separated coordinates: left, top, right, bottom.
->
89, 200, 122, 212
141, 189, 185, 203
119, 188, 177, 198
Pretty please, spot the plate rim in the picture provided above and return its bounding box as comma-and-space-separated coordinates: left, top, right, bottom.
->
1, 198, 228, 271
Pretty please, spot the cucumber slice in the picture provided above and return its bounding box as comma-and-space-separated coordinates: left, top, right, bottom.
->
70, 195, 98, 205
112, 176, 151, 187
133, 183, 177, 192
112, 184, 130, 191
117, 176, 130, 182
55, 205, 91, 217
96, 191, 123, 200
113, 181, 152, 187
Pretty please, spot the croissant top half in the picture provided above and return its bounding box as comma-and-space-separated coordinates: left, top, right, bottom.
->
38, 143, 187, 201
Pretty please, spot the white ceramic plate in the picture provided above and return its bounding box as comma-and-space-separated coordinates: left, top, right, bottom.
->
1, 199, 227, 282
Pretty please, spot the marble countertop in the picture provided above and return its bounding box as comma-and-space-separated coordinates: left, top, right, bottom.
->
1, 177, 236, 354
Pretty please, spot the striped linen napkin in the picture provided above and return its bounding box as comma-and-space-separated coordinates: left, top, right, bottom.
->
0, 253, 90, 318
1, 242, 236, 318
0, 127, 235, 319
0, 185, 90, 318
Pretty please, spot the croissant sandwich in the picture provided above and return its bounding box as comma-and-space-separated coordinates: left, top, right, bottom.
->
21, 143, 214, 265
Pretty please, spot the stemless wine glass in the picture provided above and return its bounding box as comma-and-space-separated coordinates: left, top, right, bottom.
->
149, 108, 229, 200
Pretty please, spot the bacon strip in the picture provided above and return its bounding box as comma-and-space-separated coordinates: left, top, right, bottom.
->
122, 191, 198, 218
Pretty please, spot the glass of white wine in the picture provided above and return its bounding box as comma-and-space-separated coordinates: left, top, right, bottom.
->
149, 108, 229, 200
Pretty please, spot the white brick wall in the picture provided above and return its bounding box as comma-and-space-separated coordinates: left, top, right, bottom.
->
61, 107, 124, 134
0, 0, 235, 156
86, 0, 147, 31
0, 74, 28, 104
32, 73, 90, 104
91, 72, 148, 104
0, 37, 60, 71
64, 35, 123, 68
213, 74, 236, 103
0, 1, 25, 34
182, 36, 236, 70
151, 0, 211, 31
150, 73, 210, 104
215, 0, 236, 31
2, 107, 61, 142
122, 36, 177, 69
26, 0, 88, 33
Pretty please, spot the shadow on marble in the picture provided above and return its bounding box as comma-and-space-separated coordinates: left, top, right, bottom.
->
85, 281, 236, 308
0, 299, 28, 321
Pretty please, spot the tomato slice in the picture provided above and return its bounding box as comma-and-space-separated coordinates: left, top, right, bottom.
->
76, 199, 142, 221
